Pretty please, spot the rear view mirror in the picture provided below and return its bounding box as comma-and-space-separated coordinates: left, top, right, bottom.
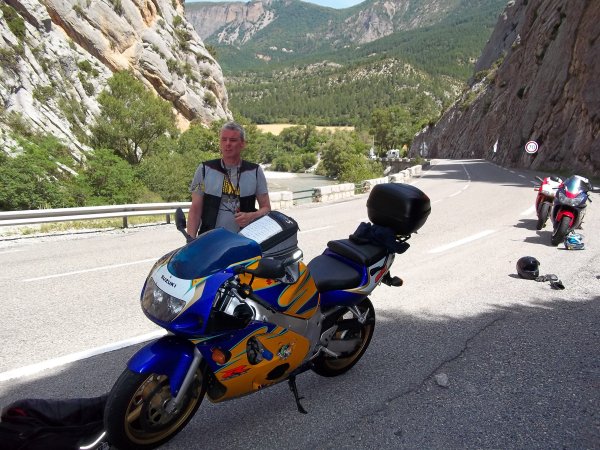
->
175, 208, 187, 232
175, 208, 193, 243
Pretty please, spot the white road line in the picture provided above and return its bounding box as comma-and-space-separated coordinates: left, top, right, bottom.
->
449, 191, 462, 198
521, 206, 536, 216
0, 329, 167, 382
0, 249, 23, 255
22, 257, 158, 282
299, 226, 333, 234
429, 230, 496, 254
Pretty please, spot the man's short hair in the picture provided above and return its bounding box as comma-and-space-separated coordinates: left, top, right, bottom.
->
221, 121, 246, 142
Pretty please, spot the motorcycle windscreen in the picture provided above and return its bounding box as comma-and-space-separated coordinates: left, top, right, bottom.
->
563, 176, 589, 194
168, 227, 261, 280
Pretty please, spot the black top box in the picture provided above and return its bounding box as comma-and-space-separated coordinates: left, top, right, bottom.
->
366, 183, 431, 235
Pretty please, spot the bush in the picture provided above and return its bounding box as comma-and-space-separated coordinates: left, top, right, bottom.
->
0, 136, 80, 210
1, 4, 26, 41
80, 148, 146, 205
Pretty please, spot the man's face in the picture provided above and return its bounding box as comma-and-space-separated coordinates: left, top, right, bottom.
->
220, 129, 245, 161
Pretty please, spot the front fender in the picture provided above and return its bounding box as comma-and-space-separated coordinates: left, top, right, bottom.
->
127, 335, 199, 395
556, 209, 575, 226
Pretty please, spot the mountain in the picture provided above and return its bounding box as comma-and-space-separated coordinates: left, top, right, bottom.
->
409, 0, 599, 177
0, 0, 231, 159
185, 0, 508, 126
186, 0, 507, 71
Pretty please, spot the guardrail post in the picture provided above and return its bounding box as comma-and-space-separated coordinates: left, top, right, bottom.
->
166, 214, 171, 224
123, 216, 128, 228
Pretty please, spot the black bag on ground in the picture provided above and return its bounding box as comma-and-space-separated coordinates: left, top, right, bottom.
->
0, 395, 108, 450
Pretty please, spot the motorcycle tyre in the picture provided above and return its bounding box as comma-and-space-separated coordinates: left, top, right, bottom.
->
536, 202, 550, 230
551, 215, 571, 246
312, 297, 375, 377
105, 368, 206, 450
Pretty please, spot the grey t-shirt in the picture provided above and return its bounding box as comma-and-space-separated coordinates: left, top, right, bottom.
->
190, 161, 268, 233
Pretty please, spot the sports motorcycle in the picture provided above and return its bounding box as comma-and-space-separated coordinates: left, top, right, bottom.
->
104, 183, 431, 450
533, 175, 562, 230
550, 175, 592, 246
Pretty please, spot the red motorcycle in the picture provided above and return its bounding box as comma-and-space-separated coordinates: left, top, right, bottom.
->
550, 175, 593, 246
534, 175, 562, 230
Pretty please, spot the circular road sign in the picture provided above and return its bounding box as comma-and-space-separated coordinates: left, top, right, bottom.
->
525, 140, 539, 154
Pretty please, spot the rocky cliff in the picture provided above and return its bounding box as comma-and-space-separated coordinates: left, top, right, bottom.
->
186, 0, 279, 45
186, 0, 467, 49
409, 0, 599, 177
0, 0, 232, 159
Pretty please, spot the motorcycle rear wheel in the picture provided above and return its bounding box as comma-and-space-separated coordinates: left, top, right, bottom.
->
536, 202, 551, 230
312, 297, 375, 377
551, 215, 571, 246
105, 369, 206, 450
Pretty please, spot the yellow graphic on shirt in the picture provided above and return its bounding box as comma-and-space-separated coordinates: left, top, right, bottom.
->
222, 177, 240, 196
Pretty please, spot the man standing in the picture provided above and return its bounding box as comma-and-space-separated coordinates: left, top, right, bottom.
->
187, 122, 271, 237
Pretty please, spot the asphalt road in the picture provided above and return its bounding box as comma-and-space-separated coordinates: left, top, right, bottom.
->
0, 159, 598, 449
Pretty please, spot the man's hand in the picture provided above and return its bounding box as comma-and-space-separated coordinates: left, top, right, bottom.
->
234, 211, 255, 228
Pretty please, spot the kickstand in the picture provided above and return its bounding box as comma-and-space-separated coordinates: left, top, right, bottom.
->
288, 376, 307, 414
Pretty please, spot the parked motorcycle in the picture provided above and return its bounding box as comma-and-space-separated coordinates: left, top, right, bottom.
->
533, 175, 562, 230
550, 175, 593, 246
104, 183, 431, 450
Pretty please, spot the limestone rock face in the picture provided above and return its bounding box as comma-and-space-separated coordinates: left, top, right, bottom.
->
410, 0, 599, 177
186, 0, 277, 45
0, 0, 232, 157
187, 0, 456, 47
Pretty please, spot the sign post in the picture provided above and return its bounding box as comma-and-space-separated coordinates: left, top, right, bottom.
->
525, 140, 539, 154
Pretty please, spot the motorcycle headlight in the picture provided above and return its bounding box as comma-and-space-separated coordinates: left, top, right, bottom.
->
557, 191, 584, 207
141, 277, 186, 322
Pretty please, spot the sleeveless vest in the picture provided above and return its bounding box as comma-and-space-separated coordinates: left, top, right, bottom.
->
199, 159, 259, 234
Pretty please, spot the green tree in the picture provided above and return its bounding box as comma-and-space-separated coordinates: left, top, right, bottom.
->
137, 123, 219, 202
370, 106, 412, 153
92, 71, 177, 164
0, 137, 79, 210
177, 123, 218, 156
279, 125, 320, 153
318, 132, 381, 183
80, 148, 146, 205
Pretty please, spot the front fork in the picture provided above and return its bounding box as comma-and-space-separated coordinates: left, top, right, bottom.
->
165, 347, 203, 414
127, 335, 208, 410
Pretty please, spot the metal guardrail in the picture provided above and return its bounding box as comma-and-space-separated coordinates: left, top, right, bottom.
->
292, 189, 315, 204
0, 161, 427, 229
0, 203, 192, 228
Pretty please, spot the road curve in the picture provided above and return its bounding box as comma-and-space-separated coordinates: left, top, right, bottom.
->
0, 159, 598, 449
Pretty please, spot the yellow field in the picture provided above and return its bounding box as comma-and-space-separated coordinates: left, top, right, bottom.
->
256, 124, 354, 135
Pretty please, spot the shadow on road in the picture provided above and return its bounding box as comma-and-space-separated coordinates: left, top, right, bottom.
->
514, 218, 537, 231
1, 296, 598, 449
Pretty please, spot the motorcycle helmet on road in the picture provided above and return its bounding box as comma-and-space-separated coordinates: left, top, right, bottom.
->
516, 256, 540, 279
564, 232, 584, 250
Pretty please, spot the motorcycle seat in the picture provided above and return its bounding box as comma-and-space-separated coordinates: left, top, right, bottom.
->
308, 254, 362, 292
327, 239, 387, 266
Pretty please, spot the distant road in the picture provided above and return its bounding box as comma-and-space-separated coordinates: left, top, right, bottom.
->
1, 159, 598, 449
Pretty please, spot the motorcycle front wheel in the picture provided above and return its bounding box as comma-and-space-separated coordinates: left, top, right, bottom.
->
536, 202, 551, 230
551, 215, 571, 246
105, 369, 206, 450
312, 297, 375, 377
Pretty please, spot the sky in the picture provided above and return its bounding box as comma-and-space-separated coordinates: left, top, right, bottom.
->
187, 1, 365, 8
